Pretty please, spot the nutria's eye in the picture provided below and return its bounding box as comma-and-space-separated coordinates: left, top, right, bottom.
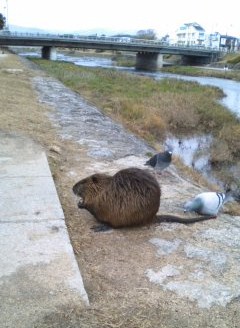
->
92, 176, 98, 183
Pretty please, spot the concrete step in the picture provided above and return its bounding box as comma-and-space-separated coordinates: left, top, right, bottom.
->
0, 132, 89, 328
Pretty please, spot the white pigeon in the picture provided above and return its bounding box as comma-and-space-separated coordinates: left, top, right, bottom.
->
183, 191, 232, 217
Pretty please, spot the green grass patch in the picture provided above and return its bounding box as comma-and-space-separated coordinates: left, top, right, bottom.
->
221, 53, 240, 66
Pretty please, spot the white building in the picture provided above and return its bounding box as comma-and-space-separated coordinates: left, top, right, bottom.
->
205, 32, 221, 49
206, 32, 239, 51
176, 22, 206, 46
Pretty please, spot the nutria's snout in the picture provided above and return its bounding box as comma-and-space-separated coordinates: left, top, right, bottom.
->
73, 181, 85, 208
72, 181, 82, 196
78, 199, 84, 208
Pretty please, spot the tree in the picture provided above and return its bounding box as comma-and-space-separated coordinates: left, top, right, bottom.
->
0, 13, 6, 30
136, 29, 157, 40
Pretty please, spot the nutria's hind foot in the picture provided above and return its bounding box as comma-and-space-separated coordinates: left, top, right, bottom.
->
91, 223, 112, 232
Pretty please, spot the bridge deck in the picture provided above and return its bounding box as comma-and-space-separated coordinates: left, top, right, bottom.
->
0, 32, 221, 57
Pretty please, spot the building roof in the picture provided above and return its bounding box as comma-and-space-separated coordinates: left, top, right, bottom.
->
183, 22, 205, 31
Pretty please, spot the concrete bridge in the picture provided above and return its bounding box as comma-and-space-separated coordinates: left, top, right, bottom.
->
0, 32, 221, 70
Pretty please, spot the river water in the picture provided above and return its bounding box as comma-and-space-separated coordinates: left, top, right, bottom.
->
18, 49, 240, 117
18, 49, 240, 187
154, 72, 240, 119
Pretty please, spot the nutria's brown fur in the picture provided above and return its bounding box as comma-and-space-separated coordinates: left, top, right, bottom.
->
73, 167, 160, 228
73, 167, 214, 229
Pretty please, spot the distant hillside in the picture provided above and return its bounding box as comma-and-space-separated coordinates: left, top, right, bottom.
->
9, 24, 138, 37
9, 25, 50, 34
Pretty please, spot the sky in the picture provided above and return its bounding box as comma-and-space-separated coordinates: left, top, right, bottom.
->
1, 0, 240, 37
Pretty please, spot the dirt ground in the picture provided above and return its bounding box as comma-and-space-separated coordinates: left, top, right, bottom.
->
1, 52, 239, 328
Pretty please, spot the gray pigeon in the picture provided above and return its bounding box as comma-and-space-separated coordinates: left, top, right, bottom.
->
145, 150, 172, 174
183, 190, 232, 217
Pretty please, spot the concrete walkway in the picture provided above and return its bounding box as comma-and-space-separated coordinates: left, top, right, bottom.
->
0, 132, 89, 328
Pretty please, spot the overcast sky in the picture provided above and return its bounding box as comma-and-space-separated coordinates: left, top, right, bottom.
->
1, 0, 239, 36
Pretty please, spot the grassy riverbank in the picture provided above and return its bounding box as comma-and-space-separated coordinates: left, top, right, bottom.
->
161, 65, 240, 81
113, 52, 240, 80
31, 58, 240, 187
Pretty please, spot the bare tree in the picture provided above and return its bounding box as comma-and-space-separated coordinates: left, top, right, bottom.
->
0, 13, 6, 30
136, 29, 157, 40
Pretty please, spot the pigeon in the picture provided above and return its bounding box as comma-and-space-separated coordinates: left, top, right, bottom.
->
183, 190, 232, 217
145, 150, 172, 174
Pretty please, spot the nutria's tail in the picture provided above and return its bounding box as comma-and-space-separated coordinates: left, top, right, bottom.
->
156, 214, 216, 224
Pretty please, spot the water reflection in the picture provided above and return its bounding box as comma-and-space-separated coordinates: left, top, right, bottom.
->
18, 50, 114, 68
57, 54, 114, 68
165, 134, 212, 176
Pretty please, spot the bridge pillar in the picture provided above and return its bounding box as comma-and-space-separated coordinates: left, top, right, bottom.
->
41, 46, 57, 60
136, 52, 163, 71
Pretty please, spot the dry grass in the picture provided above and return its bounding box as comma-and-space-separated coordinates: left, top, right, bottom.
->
31, 58, 240, 188
2, 51, 240, 328
0, 55, 55, 146
36, 301, 194, 328
220, 124, 240, 156
31, 59, 236, 138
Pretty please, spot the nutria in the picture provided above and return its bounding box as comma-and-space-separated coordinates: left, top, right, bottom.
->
73, 167, 214, 230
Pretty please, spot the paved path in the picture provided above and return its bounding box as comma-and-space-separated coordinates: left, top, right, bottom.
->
0, 132, 89, 328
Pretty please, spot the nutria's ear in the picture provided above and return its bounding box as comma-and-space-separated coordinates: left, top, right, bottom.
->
92, 175, 98, 183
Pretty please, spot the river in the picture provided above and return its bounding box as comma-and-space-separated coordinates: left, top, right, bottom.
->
17, 49, 240, 188
17, 49, 240, 118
